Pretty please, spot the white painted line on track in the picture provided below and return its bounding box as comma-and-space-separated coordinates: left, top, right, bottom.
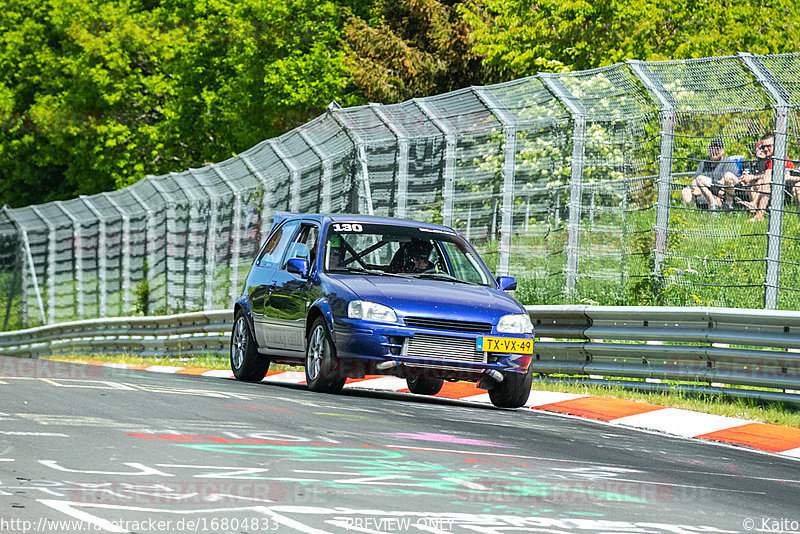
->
264, 371, 307, 384
145, 366, 186, 373
460, 393, 491, 403
780, 446, 800, 458
201, 370, 235, 378
345, 376, 409, 391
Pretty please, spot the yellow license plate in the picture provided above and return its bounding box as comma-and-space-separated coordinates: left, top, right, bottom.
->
476, 336, 533, 354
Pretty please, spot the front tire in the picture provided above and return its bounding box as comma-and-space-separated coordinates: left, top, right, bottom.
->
230, 310, 270, 382
406, 376, 443, 395
488, 364, 533, 408
305, 317, 346, 394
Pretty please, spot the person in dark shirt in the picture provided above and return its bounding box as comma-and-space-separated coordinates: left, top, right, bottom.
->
737, 140, 768, 211
681, 138, 739, 210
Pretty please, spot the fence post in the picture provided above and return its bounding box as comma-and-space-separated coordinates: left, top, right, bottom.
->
370, 103, 410, 219
79, 196, 108, 318
3, 207, 45, 325
415, 99, 455, 226
1, 224, 21, 331
102, 193, 131, 315
212, 164, 244, 306
30, 207, 55, 323
129, 188, 160, 315
540, 75, 586, 298
628, 60, 678, 296
53, 202, 84, 319
150, 178, 183, 313
268, 140, 302, 213
186, 170, 218, 311
472, 86, 518, 277
20, 229, 44, 325
299, 130, 332, 214
240, 151, 274, 238
739, 53, 789, 310
327, 104, 374, 216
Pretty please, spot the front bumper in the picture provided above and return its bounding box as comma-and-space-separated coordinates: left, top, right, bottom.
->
332, 317, 533, 379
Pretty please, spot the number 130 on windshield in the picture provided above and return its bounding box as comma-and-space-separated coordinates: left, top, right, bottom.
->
332, 223, 363, 232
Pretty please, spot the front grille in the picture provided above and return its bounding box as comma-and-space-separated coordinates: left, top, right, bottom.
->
404, 317, 492, 333
405, 334, 486, 365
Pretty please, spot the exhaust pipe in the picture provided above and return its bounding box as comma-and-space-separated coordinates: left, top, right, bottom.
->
486, 369, 504, 383
376, 360, 401, 371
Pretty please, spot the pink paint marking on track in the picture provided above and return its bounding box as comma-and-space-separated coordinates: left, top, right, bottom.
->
384, 432, 517, 448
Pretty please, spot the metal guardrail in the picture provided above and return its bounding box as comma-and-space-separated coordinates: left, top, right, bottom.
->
1, 305, 799, 404
0, 311, 233, 358
527, 305, 800, 404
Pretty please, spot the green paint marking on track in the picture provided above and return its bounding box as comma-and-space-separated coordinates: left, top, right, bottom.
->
174, 443, 645, 504
111, 372, 158, 380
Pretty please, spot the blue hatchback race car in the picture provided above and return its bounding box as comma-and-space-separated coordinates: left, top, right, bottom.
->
230, 213, 534, 408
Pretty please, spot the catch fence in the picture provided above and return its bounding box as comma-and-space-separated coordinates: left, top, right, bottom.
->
2, 52, 800, 329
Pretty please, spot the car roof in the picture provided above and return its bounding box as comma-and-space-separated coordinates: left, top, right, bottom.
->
272, 212, 457, 233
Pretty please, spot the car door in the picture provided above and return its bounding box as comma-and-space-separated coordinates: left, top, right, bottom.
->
248, 219, 300, 348
261, 222, 320, 354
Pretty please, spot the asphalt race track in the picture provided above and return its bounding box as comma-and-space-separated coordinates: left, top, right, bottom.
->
1, 356, 799, 534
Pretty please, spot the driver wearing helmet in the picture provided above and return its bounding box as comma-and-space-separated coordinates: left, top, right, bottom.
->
404, 239, 433, 273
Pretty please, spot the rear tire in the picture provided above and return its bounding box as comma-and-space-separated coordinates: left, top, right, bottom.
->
488, 365, 533, 408
406, 376, 443, 395
230, 310, 270, 382
305, 317, 346, 394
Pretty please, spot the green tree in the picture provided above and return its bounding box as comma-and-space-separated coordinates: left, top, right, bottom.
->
145, 0, 361, 183
459, 0, 800, 78
343, 0, 485, 103
0, 0, 360, 203
0, 0, 179, 206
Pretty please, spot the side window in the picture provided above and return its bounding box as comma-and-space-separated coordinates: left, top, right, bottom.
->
257, 220, 300, 268
441, 241, 489, 285
283, 223, 319, 269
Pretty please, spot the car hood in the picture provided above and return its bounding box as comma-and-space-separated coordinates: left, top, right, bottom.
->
334, 275, 525, 324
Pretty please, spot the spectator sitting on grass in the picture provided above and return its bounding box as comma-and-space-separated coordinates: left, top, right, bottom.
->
681, 138, 739, 211
748, 132, 796, 222
737, 139, 768, 213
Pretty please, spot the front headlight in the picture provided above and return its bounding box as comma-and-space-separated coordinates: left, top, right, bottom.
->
497, 313, 533, 334
348, 300, 398, 323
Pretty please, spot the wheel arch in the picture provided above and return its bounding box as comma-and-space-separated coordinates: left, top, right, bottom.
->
306, 298, 335, 343
233, 300, 258, 347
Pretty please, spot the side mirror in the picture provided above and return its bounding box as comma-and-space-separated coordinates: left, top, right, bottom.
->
496, 276, 517, 291
287, 258, 310, 278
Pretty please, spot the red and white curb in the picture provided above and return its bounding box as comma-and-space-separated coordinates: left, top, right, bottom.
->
89, 363, 800, 459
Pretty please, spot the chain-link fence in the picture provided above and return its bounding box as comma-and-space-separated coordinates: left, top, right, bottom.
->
2, 52, 800, 330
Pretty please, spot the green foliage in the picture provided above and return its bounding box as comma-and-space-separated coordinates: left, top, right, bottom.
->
145, 0, 359, 184
0, 0, 176, 205
459, 0, 800, 79
343, 0, 484, 102
0, 0, 360, 205
133, 259, 149, 315
2, 0, 799, 216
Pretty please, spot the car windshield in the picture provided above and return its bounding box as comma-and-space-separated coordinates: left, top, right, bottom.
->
323, 222, 494, 286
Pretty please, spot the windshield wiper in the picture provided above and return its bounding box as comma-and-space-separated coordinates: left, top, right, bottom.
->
328, 266, 406, 278
410, 272, 480, 285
